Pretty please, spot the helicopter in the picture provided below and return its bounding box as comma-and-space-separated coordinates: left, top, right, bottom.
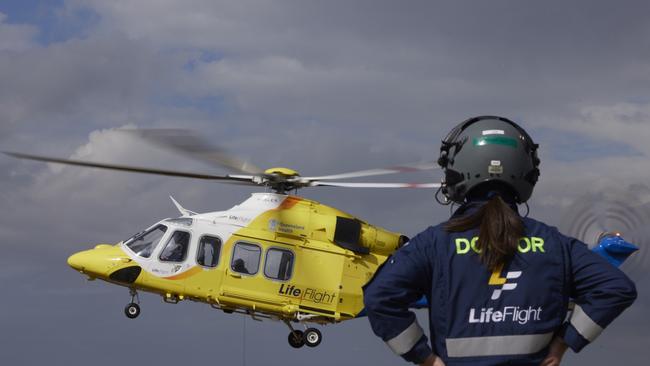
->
4, 129, 640, 349
4, 129, 441, 349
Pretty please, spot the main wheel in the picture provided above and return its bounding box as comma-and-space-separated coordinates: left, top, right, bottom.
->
124, 302, 140, 319
304, 328, 322, 347
288, 330, 305, 348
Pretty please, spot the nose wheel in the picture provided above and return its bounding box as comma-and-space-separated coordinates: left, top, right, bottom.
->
124, 288, 141, 319
125, 303, 140, 319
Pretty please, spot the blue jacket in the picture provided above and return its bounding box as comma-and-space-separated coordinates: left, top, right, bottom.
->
363, 201, 637, 365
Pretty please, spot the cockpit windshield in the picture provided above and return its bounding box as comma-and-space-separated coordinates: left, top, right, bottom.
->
125, 224, 168, 258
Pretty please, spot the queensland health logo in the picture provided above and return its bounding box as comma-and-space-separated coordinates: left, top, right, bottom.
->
489, 264, 522, 300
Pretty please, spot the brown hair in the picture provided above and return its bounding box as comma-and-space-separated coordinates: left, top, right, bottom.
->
445, 195, 523, 271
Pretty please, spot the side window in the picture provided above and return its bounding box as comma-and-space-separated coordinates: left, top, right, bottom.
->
264, 248, 294, 281
197, 236, 222, 268
159, 231, 190, 263
231, 242, 261, 275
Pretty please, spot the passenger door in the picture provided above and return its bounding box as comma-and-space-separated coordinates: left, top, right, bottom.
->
182, 232, 226, 301
221, 237, 277, 305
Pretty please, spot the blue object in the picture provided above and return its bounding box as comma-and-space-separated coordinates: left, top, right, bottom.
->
592, 234, 639, 267
410, 295, 429, 309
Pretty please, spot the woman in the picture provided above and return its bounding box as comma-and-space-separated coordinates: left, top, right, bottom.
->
363, 116, 637, 366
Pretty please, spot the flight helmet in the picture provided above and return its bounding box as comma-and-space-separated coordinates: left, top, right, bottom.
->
437, 116, 540, 204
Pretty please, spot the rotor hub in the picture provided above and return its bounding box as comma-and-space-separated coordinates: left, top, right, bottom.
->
261, 167, 303, 194
263, 167, 300, 177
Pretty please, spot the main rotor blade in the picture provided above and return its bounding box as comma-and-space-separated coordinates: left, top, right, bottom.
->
118, 129, 264, 175
302, 161, 439, 181
3, 151, 258, 185
310, 181, 441, 188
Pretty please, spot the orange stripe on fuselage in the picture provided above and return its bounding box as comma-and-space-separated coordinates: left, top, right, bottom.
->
164, 266, 203, 280
277, 196, 302, 210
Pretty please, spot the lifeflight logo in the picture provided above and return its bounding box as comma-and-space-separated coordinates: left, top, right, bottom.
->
489, 263, 521, 300
278, 284, 337, 305
469, 306, 542, 325
467, 266, 543, 325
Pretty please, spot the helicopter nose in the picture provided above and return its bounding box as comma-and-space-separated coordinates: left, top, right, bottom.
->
67, 250, 104, 275
67, 247, 114, 277
68, 244, 135, 279
67, 252, 85, 271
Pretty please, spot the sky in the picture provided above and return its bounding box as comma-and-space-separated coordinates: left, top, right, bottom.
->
0, 1, 649, 365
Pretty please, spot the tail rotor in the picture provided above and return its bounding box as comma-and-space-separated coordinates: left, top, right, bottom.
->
562, 189, 650, 280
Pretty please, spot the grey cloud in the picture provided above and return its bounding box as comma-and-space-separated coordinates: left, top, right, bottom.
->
75, 0, 650, 119
0, 34, 176, 154
0, 12, 37, 51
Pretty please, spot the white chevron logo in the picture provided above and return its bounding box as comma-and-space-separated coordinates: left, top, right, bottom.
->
488, 265, 522, 300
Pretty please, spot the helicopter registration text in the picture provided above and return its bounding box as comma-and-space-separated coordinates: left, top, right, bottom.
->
278, 284, 337, 305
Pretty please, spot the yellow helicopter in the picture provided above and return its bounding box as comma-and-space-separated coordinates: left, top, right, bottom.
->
4, 129, 439, 349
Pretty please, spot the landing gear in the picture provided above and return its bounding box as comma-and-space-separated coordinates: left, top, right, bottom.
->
288, 330, 305, 348
125, 288, 140, 319
304, 328, 322, 347
284, 321, 322, 348
125, 303, 140, 319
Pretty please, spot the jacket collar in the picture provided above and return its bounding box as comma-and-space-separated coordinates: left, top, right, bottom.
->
450, 196, 520, 219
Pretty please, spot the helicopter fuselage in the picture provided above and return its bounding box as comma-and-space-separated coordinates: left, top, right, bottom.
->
67, 192, 406, 325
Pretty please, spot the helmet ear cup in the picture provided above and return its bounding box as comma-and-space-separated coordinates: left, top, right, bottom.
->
532, 148, 541, 167
437, 151, 449, 168
527, 144, 541, 185
444, 169, 464, 186
525, 167, 540, 185
442, 169, 465, 202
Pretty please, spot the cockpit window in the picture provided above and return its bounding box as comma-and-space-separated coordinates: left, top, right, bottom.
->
125, 225, 168, 258
159, 231, 191, 263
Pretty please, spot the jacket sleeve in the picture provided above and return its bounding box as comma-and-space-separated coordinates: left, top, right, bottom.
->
559, 233, 637, 352
363, 229, 435, 364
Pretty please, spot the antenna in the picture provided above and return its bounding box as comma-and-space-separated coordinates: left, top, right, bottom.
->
169, 196, 197, 216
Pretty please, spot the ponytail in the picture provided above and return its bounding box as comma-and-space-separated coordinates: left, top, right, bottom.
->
445, 195, 524, 271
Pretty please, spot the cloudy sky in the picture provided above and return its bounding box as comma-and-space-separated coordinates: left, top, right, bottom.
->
1, 1, 649, 365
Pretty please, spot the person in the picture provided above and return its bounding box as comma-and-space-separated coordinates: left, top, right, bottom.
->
233, 258, 249, 274
363, 116, 637, 366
